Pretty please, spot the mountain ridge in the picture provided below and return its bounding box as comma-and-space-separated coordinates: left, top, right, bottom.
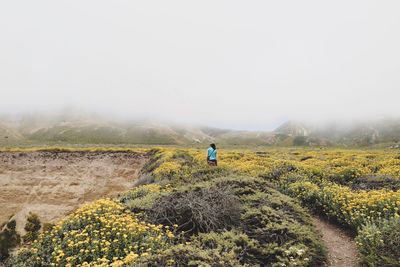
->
1, 114, 400, 147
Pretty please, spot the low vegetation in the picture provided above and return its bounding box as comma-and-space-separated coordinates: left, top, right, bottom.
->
0, 220, 21, 261
23, 213, 41, 244
9, 199, 175, 267
355, 218, 400, 266
3, 146, 400, 266
146, 186, 241, 235
147, 147, 400, 266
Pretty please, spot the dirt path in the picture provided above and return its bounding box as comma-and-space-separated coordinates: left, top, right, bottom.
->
312, 216, 360, 267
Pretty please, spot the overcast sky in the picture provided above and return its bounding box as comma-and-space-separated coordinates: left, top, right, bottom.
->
1, 1, 399, 130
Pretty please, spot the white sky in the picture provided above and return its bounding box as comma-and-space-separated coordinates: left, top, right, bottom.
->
1, 1, 399, 130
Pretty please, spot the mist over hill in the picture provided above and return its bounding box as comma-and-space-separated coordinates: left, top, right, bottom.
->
1, 112, 400, 147
274, 119, 400, 147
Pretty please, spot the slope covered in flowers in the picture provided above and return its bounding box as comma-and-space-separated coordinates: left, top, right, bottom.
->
159, 147, 400, 229
7, 147, 328, 266
11, 199, 174, 267
151, 147, 400, 266
6, 147, 400, 266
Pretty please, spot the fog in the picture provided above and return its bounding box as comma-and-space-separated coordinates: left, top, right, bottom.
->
1, 1, 400, 130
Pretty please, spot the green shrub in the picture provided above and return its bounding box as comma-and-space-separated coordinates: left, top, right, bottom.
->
351, 175, 400, 191
132, 243, 243, 267
134, 228, 324, 267
282, 181, 321, 209
23, 213, 41, 243
171, 150, 195, 166
356, 218, 400, 266
213, 176, 274, 197
190, 167, 231, 182
42, 223, 55, 233
241, 206, 326, 266
5, 248, 44, 267
330, 167, 362, 185
265, 164, 297, 181
212, 177, 326, 266
192, 231, 270, 266
120, 184, 166, 213
141, 149, 163, 174
0, 220, 21, 261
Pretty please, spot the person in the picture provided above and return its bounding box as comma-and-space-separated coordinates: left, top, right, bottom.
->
207, 143, 217, 166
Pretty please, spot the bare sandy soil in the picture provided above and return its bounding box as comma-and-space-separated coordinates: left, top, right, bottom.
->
0, 151, 148, 233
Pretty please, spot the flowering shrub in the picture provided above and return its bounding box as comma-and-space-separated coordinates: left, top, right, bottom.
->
120, 184, 172, 212
153, 161, 181, 177
149, 148, 400, 228
174, 148, 400, 266
23, 213, 41, 243
351, 175, 400, 191
12, 199, 174, 267
286, 181, 400, 228
152, 148, 400, 264
211, 148, 400, 180
135, 231, 318, 267
356, 218, 400, 266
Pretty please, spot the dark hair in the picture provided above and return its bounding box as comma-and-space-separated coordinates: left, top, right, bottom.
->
210, 143, 216, 150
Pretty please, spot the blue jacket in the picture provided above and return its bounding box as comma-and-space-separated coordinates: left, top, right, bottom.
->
207, 147, 217, 160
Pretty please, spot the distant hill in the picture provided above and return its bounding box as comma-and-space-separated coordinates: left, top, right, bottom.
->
0, 113, 289, 146
0, 123, 24, 144
274, 121, 312, 136
0, 114, 208, 145
314, 119, 400, 146
1, 114, 400, 147
273, 119, 400, 147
